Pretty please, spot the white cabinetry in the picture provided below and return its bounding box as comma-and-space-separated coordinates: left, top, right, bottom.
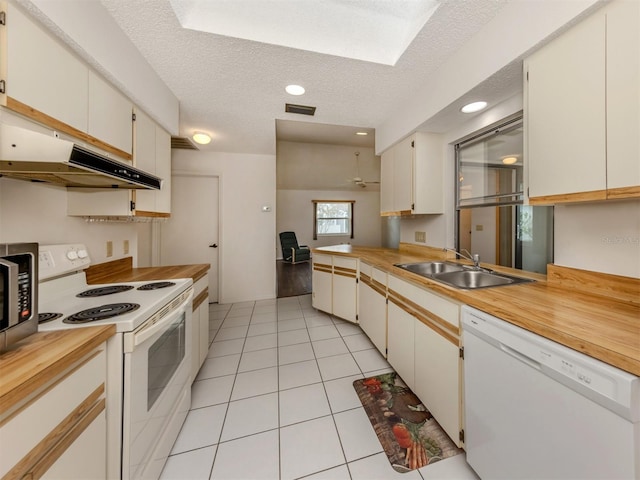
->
387, 297, 416, 389
358, 262, 388, 356
526, 0, 640, 204
0, 347, 108, 479
312, 254, 358, 323
191, 274, 210, 381
380, 133, 443, 215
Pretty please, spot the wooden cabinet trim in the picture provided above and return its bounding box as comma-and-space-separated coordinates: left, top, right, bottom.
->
6, 97, 133, 162
333, 266, 357, 279
607, 185, 640, 200
313, 264, 332, 273
380, 210, 412, 217
528, 189, 607, 205
193, 288, 209, 311
388, 289, 459, 346
4, 385, 105, 480
133, 210, 171, 218
360, 274, 387, 297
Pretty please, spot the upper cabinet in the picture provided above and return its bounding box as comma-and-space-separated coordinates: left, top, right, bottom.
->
380, 132, 443, 216
0, 0, 133, 161
525, 0, 640, 204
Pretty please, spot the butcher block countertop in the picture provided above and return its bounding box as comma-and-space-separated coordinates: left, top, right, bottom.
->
314, 244, 640, 376
0, 325, 115, 415
85, 257, 210, 285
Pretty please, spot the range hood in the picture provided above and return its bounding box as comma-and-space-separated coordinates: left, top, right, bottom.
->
0, 124, 162, 189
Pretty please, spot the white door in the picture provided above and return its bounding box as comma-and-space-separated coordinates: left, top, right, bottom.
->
161, 174, 219, 302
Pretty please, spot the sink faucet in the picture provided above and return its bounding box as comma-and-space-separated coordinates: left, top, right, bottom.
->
443, 248, 481, 269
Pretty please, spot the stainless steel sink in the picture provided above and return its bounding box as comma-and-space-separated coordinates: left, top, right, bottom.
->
394, 261, 534, 289
394, 261, 466, 276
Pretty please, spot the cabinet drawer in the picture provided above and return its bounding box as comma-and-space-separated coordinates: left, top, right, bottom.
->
0, 349, 106, 479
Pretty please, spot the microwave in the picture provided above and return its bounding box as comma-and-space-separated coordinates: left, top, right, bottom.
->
0, 243, 38, 351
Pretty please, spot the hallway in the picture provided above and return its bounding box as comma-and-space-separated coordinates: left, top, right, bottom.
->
160, 295, 478, 479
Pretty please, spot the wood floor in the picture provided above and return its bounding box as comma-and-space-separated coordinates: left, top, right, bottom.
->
276, 260, 312, 298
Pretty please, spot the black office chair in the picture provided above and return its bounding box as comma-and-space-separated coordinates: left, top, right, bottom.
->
279, 232, 311, 264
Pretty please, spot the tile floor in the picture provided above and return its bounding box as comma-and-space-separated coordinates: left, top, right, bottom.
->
160, 294, 480, 480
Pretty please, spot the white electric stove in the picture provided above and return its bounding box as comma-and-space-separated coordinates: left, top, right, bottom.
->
37, 244, 194, 480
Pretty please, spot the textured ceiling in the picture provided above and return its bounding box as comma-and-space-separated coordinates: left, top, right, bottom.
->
99, 0, 510, 154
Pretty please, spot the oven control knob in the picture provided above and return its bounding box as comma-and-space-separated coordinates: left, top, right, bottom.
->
77, 249, 88, 259
67, 250, 79, 260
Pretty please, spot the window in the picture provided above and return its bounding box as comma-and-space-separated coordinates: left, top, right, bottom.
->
313, 201, 354, 240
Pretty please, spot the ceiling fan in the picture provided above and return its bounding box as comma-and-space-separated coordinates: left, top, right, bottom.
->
347, 151, 380, 188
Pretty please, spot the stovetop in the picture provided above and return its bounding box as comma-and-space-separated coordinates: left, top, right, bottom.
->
37, 244, 192, 333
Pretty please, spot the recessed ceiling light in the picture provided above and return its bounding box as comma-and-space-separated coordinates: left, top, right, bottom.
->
192, 132, 212, 145
285, 84, 305, 96
355, 132, 368, 136
502, 156, 518, 165
461, 101, 488, 113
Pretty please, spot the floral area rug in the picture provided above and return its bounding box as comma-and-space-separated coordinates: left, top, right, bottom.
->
353, 372, 462, 473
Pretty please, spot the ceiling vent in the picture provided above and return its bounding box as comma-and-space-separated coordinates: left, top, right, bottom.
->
285, 103, 316, 116
170, 136, 199, 150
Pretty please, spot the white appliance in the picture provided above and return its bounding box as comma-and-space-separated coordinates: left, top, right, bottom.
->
462, 306, 639, 480
37, 244, 193, 480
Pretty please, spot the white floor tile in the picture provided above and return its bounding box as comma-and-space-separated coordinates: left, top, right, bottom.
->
254, 304, 277, 314
277, 308, 305, 320
304, 464, 351, 479
215, 325, 249, 341
348, 452, 423, 479
336, 322, 363, 337
343, 333, 376, 352
238, 348, 278, 372
226, 306, 253, 318
196, 353, 240, 379
231, 366, 278, 400
418, 454, 480, 479
251, 311, 277, 324
280, 416, 346, 480
309, 325, 341, 341
171, 403, 227, 454
278, 342, 315, 365
160, 446, 216, 480
279, 359, 321, 390
305, 314, 334, 328
277, 317, 307, 332
247, 321, 277, 336
312, 337, 349, 358
334, 407, 383, 462
278, 328, 310, 346
324, 374, 365, 413
317, 353, 362, 380
279, 383, 331, 426
352, 348, 391, 373
208, 338, 244, 357
191, 375, 234, 408
220, 393, 279, 442
243, 333, 277, 352
221, 315, 251, 327
210, 430, 280, 480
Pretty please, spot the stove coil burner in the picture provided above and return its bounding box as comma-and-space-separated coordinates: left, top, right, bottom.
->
38, 312, 63, 324
63, 303, 140, 324
137, 281, 176, 291
77, 285, 134, 297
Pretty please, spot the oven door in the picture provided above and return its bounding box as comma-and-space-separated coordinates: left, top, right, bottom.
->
122, 288, 193, 480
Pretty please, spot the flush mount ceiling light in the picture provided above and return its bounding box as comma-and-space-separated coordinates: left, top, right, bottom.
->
502, 156, 518, 165
461, 101, 488, 113
192, 132, 212, 145
285, 84, 305, 96
355, 132, 368, 136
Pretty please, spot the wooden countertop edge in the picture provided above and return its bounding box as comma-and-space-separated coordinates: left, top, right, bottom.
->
313, 245, 640, 376
0, 325, 116, 415
85, 257, 210, 284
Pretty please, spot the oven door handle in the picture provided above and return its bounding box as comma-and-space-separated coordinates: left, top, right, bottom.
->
127, 288, 194, 351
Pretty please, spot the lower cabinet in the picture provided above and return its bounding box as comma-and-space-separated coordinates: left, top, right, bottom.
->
0, 346, 108, 479
191, 274, 210, 381
358, 262, 388, 356
387, 300, 416, 390
312, 254, 358, 323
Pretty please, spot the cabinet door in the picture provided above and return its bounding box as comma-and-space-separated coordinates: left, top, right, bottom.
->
312, 255, 333, 313
6, 2, 88, 132
332, 256, 358, 323
88, 71, 133, 156
414, 320, 461, 446
133, 108, 157, 213
199, 298, 209, 368
413, 132, 443, 214
380, 149, 395, 213
527, 11, 606, 200
393, 136, 414, 212
154, 126, 172, 214
358, 280, 387, 356
387, 301, 415, 390
606, 0, 640, 194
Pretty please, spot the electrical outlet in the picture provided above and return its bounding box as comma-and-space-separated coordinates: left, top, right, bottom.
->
415, 231, 426, 243
123, 240, 129, 255
106, 241, 113, 257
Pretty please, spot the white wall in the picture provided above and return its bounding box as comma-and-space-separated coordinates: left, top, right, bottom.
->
171, 150, 277, 304
0, 178, 138, 264
277, 189, 381, 254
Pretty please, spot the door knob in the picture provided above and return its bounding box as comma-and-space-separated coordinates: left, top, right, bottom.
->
209, 244, 218, 248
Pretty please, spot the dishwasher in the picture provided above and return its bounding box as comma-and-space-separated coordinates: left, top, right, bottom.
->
462, 306, 639, 480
